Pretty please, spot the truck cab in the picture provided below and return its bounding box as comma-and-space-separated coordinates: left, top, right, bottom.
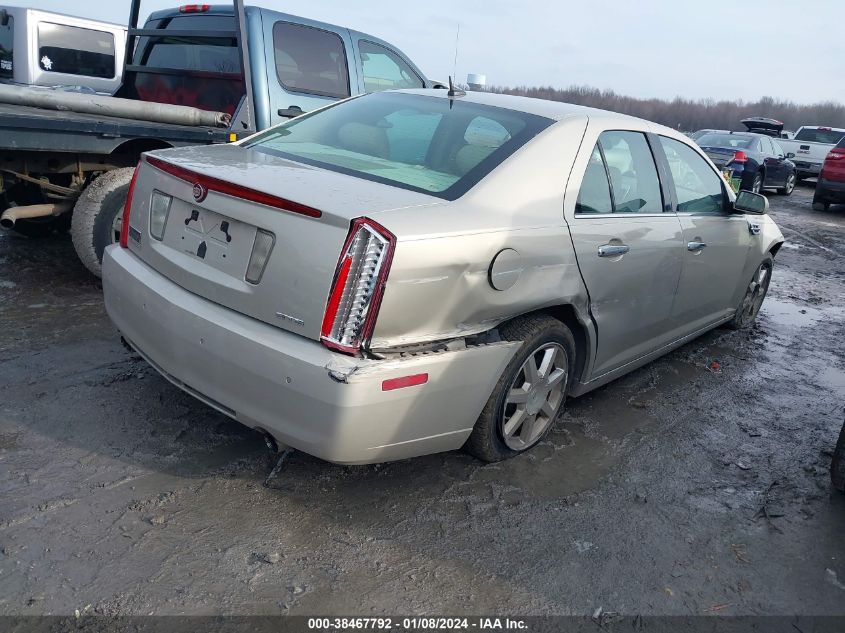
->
120, 5, 439, 131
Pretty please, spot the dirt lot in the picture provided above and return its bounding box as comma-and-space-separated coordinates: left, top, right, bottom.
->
0, 184, 843, 617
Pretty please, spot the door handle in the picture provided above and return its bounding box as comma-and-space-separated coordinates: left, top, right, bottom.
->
597, 244, 630, 257
687, 241, 707, 252
278, 106, 304, 118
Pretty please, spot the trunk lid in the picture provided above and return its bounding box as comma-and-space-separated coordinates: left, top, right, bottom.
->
125, 144, 441, 340
700, 146, 740, 168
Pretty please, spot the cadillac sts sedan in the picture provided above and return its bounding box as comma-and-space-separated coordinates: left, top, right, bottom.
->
102, 90, 784, 465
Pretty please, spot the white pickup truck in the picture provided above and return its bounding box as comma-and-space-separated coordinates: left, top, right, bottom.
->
778, 126, 845, 181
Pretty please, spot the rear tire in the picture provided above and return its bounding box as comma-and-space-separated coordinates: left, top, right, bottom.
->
832, 422, 845, 493
70, 168, 135, 277
465, 314, 575, 463
812, 192, 830, 212
727, 255, 773, 330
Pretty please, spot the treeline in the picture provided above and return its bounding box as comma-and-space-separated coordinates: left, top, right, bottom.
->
491, 85, 845, 132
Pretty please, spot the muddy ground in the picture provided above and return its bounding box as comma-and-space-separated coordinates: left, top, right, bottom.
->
0, 184, 843, 617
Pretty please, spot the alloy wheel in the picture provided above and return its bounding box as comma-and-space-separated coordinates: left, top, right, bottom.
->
752, 173, 762, 194
738, 262, 771, 326
500, 342, 568, 451
785, 173, 795, 194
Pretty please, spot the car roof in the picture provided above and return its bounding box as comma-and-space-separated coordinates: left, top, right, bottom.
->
396, 88, 674, 130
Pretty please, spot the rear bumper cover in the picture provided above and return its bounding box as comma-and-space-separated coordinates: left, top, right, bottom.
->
816, 177, 845, 201
102, 246, 517, 464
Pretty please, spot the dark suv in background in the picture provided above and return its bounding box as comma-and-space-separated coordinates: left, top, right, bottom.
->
813, 137, 845, 211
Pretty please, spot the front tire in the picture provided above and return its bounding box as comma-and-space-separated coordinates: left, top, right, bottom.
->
465, 315, 575, 462
727, 256, 773, 330
70, 168, 135, 277
777, 171, 796, 196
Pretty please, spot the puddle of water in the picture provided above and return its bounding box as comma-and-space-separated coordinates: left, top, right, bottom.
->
816, 366, 845, 392
760, 298, 843, 329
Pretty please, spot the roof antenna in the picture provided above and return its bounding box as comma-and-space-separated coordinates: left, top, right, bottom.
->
448, 76, 465, 98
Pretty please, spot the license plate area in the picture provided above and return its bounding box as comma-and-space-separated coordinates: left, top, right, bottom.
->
164, 200, 257, 278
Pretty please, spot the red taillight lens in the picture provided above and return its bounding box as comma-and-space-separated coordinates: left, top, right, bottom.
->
119, 163, 141, 248
731, 151, 749, 164
145, 155, 321, 219
179, 4, 210, 13
827, 152, 844, 161
321, 218, 396, 355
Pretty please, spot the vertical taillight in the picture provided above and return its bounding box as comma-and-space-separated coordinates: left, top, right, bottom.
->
119, 162, 141, 248
321, 218, 395, 355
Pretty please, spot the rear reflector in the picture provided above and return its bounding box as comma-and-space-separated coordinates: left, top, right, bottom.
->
145, 155, 321, 219
119, 163, 141, 248
245, 229, 275, 284
149, 191, 172, 241
321, 218, 396, 355
382, 373, 428, 391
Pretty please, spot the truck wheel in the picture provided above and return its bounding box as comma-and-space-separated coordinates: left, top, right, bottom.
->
465, 315, 575, 463
832, 421, 845, 493
811, 194, 830, 212
71, 168, 135, 277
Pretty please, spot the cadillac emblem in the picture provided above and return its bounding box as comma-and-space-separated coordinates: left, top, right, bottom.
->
192, 182, 207, 202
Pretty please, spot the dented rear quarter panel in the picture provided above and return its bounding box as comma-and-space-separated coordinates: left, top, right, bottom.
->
369, 115, 593, 350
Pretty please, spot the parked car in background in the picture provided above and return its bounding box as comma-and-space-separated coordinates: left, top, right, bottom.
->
102, 89, 783, 465
741, 117, 785, 138
0, 7, 126, 94
812, 136, 845, 211
779, 126, 845, 182
0, 0, 441, 276
695, 131, 796, 195
689, 128, 728, 141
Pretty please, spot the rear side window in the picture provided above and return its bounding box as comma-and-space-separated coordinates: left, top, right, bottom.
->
359, 40, 424, 92
273, 22, 349, 98
659, 136, 725, 214
835, 136, 845, 150
38, 23, 115, 78
0, 14, 13, 79
575, 145, 613, 215
599, 130, 663, 214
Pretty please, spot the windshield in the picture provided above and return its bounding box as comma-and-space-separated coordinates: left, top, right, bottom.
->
794, 128, 845, 144
697, 134, 755, 149
244, 92, 553, 200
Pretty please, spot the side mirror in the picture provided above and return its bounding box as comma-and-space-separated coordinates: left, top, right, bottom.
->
786, 152, 796, 159
734, 190, 769, 215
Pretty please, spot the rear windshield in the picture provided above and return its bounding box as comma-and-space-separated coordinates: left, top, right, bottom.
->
696, 134, 754, 149
794, 128, 845, 144
244, 92, 553, 200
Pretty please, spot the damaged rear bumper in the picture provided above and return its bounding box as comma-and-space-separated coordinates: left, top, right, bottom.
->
102, 246, 518, 464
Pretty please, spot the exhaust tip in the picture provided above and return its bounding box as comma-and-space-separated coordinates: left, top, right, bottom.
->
0, 218, 13, 229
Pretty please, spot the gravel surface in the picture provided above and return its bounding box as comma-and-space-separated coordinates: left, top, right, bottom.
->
0, 184, 843, 616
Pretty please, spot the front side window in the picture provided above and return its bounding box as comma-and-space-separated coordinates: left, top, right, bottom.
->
598, 130, 663, 214
273, 22, 349, 98
38, 23, 115, 78
659, 136, 725, 214
244, 92, 552, 200
359, 40, 424, 92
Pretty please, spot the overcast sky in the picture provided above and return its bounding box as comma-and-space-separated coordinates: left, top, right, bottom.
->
16, 0, 845, 104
